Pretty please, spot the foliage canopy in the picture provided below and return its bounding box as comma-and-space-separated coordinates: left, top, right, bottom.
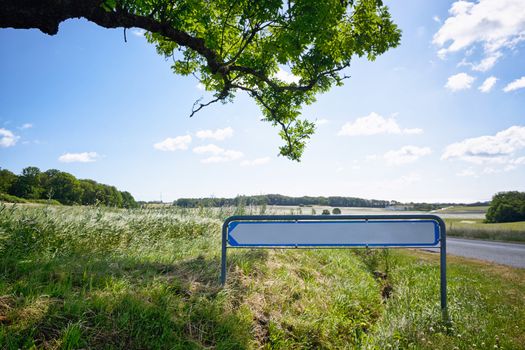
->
0, 0, 401, 160
486, 191, 525, 223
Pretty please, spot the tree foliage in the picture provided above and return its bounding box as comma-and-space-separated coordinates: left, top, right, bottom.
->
486, 191, 525, 223
0, 166, 138, 208
0, 168, 17, 193
174, 194, 395, 208
10, 166, 43, 199
0, 0, 401, 160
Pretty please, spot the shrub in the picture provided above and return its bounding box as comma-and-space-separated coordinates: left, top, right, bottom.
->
0, 192, 27, 203
332, 208, 341, 214
486, 191, 525, 223
29, 199, 62, 205
322, 209, 330, 215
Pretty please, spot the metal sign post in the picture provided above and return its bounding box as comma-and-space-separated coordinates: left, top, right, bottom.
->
221, 214, 448, 321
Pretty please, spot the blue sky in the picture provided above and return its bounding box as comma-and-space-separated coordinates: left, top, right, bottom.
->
1, 0, 524, 203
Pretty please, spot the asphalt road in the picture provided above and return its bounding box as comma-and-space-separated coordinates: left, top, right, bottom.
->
429, 238, 525, 268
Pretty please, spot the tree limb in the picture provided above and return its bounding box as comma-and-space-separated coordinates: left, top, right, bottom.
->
0, 0, 224, 74
0, 0, 401, 161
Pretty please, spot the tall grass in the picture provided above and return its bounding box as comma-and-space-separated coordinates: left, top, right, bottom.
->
447, 219, 525, 242
0, 204, 524, 349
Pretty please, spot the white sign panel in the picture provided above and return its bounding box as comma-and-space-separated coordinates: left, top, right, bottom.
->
228, 220, 439, 247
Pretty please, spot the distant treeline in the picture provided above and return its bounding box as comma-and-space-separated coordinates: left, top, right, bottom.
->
0, 166, 138, 208
174, 195, 489, 210
176, 194, 396, 208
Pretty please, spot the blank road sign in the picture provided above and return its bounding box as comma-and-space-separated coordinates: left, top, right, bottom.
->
222, 215, 448, 320
228, 220, 440, 247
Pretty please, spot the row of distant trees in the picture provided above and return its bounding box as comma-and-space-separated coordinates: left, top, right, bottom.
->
174, 194, 488, 210
0, 166, 138, 208
176, 194, 399, 208
486, 191, 525, 223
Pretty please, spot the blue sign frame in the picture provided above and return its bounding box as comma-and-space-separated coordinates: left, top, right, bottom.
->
227, 220, 440, 247
221, 214, 448, 321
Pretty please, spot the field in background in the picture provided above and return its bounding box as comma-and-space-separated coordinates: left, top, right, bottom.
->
445, 218, 525, 242
1, 204, 524, 349
250, 205, 524, 242
435, 206, 490, 214
244, 204, 488, 219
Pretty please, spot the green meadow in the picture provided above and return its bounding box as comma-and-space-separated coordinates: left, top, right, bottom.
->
446, 218, 525, 242
1, 205, 524, 349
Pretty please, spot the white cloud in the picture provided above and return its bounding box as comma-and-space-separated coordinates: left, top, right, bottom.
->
58, 152, 99, 163
483, 165, 516, 174
478, 76, 497, 92
457, 168, 477, 177
442, 126, 525, 164
383, 146, 432, 165
196, 127, 233, 141
316, 119, 329, 126
193, 143, 244, 163
154, 135, 192, 151
397, 172, 421, 185
503, 76, 525, 92
241, 157, 271, 166
202, 150, 244, 164
193, 144, 224, 155
433, 15, 441, 23
274, 68, 300, 84
0, 128, 19, 147
132, 29, 145, 37
338, 112, 423, 136
445, 72, 475, 91
20, 123, 33, 129
433, 0, 525, 71
378, 172, 422, 190
471, 52, 502, 72
459, 52, 503, 72
510, 156, 525, 165
196, 82, 205, 90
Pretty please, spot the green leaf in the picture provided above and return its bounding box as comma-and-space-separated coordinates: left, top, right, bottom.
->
101, 0, 117, 12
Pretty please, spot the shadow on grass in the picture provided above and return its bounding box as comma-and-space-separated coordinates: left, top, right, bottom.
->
0, 250, 269, 349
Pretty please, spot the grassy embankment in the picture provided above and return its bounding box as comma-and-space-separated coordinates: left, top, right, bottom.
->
1, 204, 524, 349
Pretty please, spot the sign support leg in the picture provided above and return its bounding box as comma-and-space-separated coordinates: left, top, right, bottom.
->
221, 223, 227, 285
440, 226, 449, 324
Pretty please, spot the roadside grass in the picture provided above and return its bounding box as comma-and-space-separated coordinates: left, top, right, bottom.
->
370, 250, 525, 349
446, 218, 525, 242
1, 205, 524, 349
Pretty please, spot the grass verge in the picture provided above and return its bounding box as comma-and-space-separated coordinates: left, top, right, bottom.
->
446, 218, 525, 242
0, 205, 523, 349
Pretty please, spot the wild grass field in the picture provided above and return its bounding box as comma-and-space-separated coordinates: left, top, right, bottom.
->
0, 204, 524, 349
446, 218, 525, 242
